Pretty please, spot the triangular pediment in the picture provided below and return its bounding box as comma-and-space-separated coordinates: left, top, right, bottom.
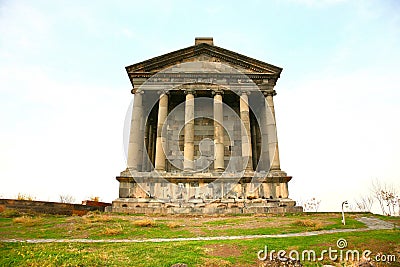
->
125, 41, 282, 79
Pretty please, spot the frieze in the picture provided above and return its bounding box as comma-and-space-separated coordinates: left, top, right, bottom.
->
128, 72, 278, 86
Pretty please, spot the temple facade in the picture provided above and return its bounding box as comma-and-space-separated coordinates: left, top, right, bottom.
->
112, 38, 302, 214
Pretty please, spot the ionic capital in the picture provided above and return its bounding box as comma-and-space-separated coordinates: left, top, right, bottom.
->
131, 88, 144, 95
211, 89, 224, 96
157, 89, 170, 95
263, 90, 277, 97
238, 90, 251, 96
184, 89, 196, 95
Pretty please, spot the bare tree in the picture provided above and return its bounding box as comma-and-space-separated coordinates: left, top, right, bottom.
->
354, 195, 374, 212
59, 194, 75, 204
371, 179, 399, 216
371, 179, 386, 214
398, 198, 400, 216
381, 187, 398, 216
302, 197, 321, 212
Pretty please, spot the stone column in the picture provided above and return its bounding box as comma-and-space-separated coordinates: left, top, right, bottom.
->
142, 121, 150, 172
239, 90, 253, 171
183, 89, 195, 171
149, 124, 156, 169
264, 90, 281, 171
213, 90, 224, 172
259, 106, 270, 171
251, 121, 258, 170
154, 91, 169, 171
127, 89, 144, 171
146, 123, 154, 171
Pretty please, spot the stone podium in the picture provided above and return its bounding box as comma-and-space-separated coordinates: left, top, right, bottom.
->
112, 38, 302, 214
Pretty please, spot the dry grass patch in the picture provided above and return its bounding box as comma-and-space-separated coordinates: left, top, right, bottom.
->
82, 213, 115, 224
132, 219, 156, 227
166, 221, 181, 229
103, 224, 123, 236
201, 258, 233, 267
12, 216, 42, 227
204, 244, 243, 258
293, 219, 323, 229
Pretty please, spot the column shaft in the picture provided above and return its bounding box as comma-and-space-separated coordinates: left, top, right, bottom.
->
251, 121, 258, 170
127, 90, 144, 171
142, 120, 150, 172
265, 93, 281, 171
154, 93, 168, 171
240, 91, 253, 171
260, 107, 270, 171
146, 124, 154, 171
213, 92, 224, 172
150, 124, 156, 169
183, 91, 195, 171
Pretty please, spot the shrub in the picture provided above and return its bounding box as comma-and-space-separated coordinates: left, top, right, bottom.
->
89, 196, 100, 202
17, 193, 35, 201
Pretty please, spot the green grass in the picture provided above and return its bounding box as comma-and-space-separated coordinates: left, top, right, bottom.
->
0, 230, 398, 266
0, 212, 372, 240
1, 211, 399, 266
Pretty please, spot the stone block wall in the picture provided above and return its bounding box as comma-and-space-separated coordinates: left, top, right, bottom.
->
0, 199, 110, 216
165, 97, 243, 172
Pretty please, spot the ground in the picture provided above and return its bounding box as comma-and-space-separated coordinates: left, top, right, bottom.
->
0, 211, 399, 266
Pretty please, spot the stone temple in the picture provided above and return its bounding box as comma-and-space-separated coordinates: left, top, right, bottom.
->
112, 38, 302, 214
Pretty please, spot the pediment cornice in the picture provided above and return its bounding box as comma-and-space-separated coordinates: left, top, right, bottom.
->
125, 43, 283, 78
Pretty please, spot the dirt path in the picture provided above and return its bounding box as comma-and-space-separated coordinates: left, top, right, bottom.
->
1, 217, 395, 244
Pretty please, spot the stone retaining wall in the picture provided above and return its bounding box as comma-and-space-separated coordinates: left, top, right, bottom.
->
0, 199, 110, 216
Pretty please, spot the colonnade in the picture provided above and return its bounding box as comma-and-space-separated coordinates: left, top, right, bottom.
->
126, 89, 281, 173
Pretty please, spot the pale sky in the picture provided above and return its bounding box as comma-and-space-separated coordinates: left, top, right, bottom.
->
0, 0, 399, 212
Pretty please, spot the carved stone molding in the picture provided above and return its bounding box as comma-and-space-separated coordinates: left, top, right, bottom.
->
184, 88, 196, 95
263, 90, 277, 97
211, 89, 224, 95
157, 89, 170, 95
131, 88, 144, 95
126, 44, 283, 75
